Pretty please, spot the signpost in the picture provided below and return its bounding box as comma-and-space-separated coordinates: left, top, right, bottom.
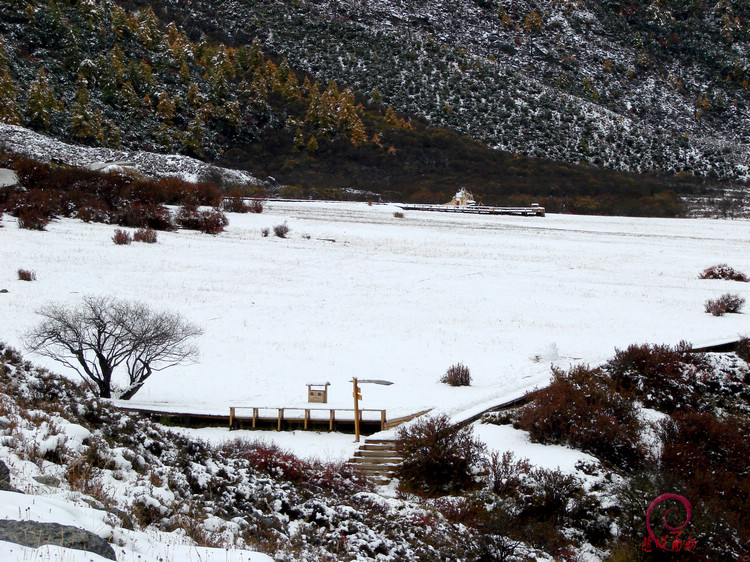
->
352, 378, 393, 442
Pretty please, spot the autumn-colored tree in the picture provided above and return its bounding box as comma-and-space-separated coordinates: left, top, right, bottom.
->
25, 68, 60, 129
70, 73, 100, 141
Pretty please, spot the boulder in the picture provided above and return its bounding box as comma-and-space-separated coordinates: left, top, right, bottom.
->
0, 520, 116, 560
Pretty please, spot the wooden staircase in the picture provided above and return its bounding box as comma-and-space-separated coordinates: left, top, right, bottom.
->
347, 438, 402, 486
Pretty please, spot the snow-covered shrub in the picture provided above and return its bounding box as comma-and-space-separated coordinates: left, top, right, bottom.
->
118, 201, 175, 231
440, 362, 471, 386
484, 450, 532, 497
705, 293, 745, 316
221, 196, 249, 213
133, 227, 157, 243
273, 222, 290, 238
736, 336, 750, 363
396, 413, 485, 495
112, 228, 132, 245
519, 365, 646, 471
393, 211, 404, 218
604, 342, 710, 413
17, 268, 36, 281
176, 206, 228, 234
261, 227, 269, 237
699, 264, 748, 282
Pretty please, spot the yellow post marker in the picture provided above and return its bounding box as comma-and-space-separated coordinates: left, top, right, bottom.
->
353, 377, 362, 442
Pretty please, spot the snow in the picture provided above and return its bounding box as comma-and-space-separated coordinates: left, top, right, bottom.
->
0, 491, 273, 562
2, 201, 749, 427
473, 422, 598, 475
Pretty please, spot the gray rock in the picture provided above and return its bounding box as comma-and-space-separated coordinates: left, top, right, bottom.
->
0, 460, 19, 492
0, 520, 116, 560
33, 475, 61, 488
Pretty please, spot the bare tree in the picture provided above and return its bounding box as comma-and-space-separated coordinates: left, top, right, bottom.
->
25, 296, 203, 400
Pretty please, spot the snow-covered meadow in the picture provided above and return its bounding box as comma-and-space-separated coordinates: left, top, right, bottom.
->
2, 202, 749, 423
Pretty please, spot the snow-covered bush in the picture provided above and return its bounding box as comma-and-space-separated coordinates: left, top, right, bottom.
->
176, 206, 229, 235
133, 227, 157, 243
112, 228, 132, 245
604, 342, 710, 413
440, 362, 472, 386
519, 365, 646, 471
705, 293, 745, 316
396, 413, 485, 495
699, 264, 749, 282
17, 268, 36, 281
273, 222, 290, 238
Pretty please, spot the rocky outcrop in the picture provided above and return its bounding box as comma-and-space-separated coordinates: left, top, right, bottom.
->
0, 460, 19, 492
0, 520, 116, 560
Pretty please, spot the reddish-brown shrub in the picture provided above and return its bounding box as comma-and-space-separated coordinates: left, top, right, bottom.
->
519, 365, 645, 471
239, 440, 306, 482
17, 268, 36, 281
176, 206, 228, 234
484, 451, 532, 497
396, 413, 486, 495
705, 293, 745, 316
273, 223, 290, 238
6, 189, 57, 230
736, 336, 750, 363
112, 228, 132, 245
440, 363, 472, 386
699, 264, 748, 282
249, 199, 264, 213
118, 202, 175, 231
221, 196, 249, 213
604, 342, 710, 413
133, 228, 158, 243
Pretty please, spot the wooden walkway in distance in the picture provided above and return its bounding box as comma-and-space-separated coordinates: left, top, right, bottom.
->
115, 404, 430, 435
396, 203, 545, 216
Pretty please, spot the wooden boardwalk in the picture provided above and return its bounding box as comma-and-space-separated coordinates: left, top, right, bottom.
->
396, 203, 545, 216
116, 404, 430, 435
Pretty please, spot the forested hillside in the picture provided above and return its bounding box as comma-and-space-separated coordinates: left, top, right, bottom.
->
1, 0, 748, 215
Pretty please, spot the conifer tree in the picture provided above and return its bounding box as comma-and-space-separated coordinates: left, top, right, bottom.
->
25, 68, 60, 129
70, 73, 98, 141
156, 90, 175, 123
0, 38, 19, 124
183, 115, 206, 156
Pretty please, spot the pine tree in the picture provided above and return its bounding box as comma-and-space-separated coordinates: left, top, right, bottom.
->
70, 73, 98, 141
0, 38, 19, 124
156, 90, 175, 123
0, 71, 20, 124
25, 68, 60, 129
183, 115, 206, 156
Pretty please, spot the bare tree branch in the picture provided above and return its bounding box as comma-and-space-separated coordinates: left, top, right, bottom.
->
24, 296, 202, 400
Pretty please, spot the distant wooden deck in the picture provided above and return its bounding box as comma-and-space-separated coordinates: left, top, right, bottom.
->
116, 405, 430, 435
396, 203, 545, 216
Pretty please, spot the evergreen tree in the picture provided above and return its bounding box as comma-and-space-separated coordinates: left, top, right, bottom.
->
25, 68, 60, 129
70, 73, 98, 141
0, 38, 19, 124
156, 89, 175, 123
0, 71, 20, 124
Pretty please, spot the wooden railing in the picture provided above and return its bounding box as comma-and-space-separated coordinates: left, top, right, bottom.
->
229, 406, 387, 431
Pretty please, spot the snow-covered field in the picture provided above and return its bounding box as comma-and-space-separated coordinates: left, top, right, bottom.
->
2, 202, 749, 423
2, 203, 750, 561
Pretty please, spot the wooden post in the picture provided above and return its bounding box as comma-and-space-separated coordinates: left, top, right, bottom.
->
252, 407, 257, 429
353, 378, 361, 442
329, 409, 335, 432
381, 410, 386, 431
277, 408, 284, 431
229, 407, 235, 430
304, 409, 309, 430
